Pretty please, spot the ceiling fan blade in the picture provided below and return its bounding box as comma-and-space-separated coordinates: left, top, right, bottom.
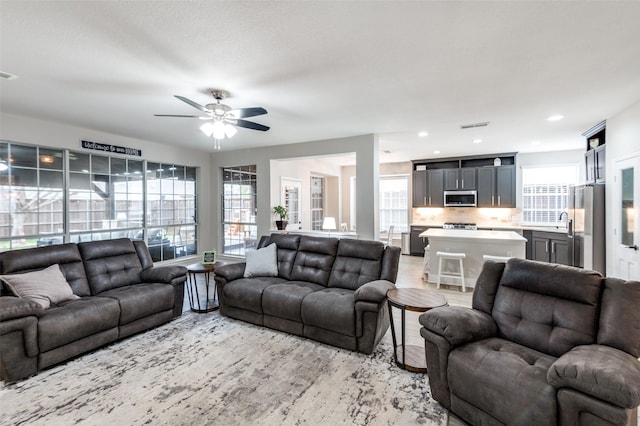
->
229, 107, 268, 118
154, 114, 200, 118
227, 118, 270, 132
174, 95, 209, 113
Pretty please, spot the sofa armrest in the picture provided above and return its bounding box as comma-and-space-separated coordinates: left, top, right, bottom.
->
548, 344, 640, 409
419, 306, 497, 347
0, 296, 44, 321
354, 280, 396, 303
214, 263, 246, 282
140, 265, 187, 284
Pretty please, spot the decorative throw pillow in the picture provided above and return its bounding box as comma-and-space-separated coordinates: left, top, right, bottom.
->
0, 264, 80, 309
243, 243, 278, 278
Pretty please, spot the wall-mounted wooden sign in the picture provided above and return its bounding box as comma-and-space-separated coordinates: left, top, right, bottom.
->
81, 140, 142, 157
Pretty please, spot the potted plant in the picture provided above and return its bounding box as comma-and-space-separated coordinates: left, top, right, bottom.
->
273, 205, 288, 230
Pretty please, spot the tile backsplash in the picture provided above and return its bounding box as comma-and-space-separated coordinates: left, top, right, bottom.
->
412, 207, 522, 227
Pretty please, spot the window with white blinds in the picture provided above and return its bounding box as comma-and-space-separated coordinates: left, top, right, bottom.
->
521, 165, 578, 225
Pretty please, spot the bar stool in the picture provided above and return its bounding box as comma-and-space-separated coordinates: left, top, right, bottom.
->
436, 251, 466, 292
482, 255, 512, 263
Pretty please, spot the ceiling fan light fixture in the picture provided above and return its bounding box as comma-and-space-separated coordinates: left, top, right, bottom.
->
224, 124, 237, 138
200, 122, 214, 137
212, 120, 226, 140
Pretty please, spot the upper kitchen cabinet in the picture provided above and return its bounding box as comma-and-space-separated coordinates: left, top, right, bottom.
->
583, 120, 606, 184
413, 153, 516, 208
412, 167, 444, 207
477, 165, 516, 208
444, 168, 476, 190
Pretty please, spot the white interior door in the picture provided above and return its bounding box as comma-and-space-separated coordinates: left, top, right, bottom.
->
281, 178, 301, 226
614, 156, 640, 280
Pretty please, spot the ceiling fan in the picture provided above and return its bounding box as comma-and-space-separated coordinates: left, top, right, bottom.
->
155, 89, 269, 149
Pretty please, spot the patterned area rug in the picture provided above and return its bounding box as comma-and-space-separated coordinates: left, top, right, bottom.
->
0, 312, 448, 425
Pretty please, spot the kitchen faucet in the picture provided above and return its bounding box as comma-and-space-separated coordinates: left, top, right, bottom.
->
558, 211, 569, 227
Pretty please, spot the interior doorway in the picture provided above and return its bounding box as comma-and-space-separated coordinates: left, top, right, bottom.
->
281, 178, 301, 226
613, 155, 639, 280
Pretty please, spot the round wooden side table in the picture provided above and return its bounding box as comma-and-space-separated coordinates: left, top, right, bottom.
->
386, 288, 448, 372
186, 261, 226, 313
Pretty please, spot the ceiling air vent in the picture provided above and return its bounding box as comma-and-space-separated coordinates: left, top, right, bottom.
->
460, 121, 489, 129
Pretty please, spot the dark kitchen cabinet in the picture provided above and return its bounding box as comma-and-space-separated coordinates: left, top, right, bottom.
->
413, 169, 444, 207
528, 231, 570, 265
444, 168, 476, 190
410, 226, 427, 256
412, 170, 427, 207
477, 166, 515, 208
412, 153, 515, 208
585, 145, 605, 184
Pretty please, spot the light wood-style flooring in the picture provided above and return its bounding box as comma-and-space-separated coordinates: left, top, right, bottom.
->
393, 254, 468, 425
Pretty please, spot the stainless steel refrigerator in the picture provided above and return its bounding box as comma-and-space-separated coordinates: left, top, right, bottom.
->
568, 183, 606, 275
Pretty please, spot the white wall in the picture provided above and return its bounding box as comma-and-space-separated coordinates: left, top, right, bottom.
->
0, 112, 215, 251
604, 99, 640, 276
210, 134, 379, 251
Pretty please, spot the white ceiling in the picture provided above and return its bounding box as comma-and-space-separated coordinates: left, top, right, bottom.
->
1, 1, 639, 164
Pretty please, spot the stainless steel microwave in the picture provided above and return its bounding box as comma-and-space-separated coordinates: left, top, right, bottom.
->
444, 190, 477, 207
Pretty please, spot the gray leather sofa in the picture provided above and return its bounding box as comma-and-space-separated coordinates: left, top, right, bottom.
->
420, 258, 640, 425
0, 238, 187, 382
214, 234, 401, 354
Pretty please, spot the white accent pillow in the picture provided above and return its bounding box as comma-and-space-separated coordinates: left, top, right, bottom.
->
0, 264, 80, 309
243, 243, 278, 278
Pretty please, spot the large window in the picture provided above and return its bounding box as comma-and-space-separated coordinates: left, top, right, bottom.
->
379, 175, 409, 237
0, 144, 64, 250
222, 165, 257, 256
522, 165, 578, 225
310, 176, 324, 230
1, 141, 198, 261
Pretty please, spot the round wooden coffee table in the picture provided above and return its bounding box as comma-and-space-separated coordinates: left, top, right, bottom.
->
387, 288, 448, 372
186, 261, 226, 313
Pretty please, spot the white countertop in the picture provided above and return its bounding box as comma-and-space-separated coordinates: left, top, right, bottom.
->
420, 228, 527, 242
412, 223, 568, 234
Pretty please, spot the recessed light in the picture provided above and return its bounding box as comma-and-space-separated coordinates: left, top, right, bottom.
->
473, 139, 482, 144
433, 150, 440, 154
547, 115, 564, 121
418, 131, 428, 137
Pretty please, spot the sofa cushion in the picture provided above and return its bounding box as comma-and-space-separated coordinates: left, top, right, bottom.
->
98, 283, 174, 325
0, 243, 91, 296
267, 234, 301, 280
262, 281, 324, 322
223, 277, 287, 314
597, 278, 640, 358
328, 239, 384, 290
79, 238, 144, 294
38, 296, 120, 352
493, 258, 603, 357
290, 236, 338, 286
1, 264, 80, 309
244, 243, 278, 278
301, 287, 356, 336
449, 337, 557, 425
548, 345, 640, 409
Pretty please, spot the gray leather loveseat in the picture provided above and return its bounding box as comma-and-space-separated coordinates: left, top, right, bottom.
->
214, 233, 401, 354
420, 258, 640, 425
0, 238, 187, 382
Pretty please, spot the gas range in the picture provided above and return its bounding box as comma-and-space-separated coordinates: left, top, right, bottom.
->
442, 222, 478, 230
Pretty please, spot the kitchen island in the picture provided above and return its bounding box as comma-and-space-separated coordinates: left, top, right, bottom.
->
420, 228, 527, 290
